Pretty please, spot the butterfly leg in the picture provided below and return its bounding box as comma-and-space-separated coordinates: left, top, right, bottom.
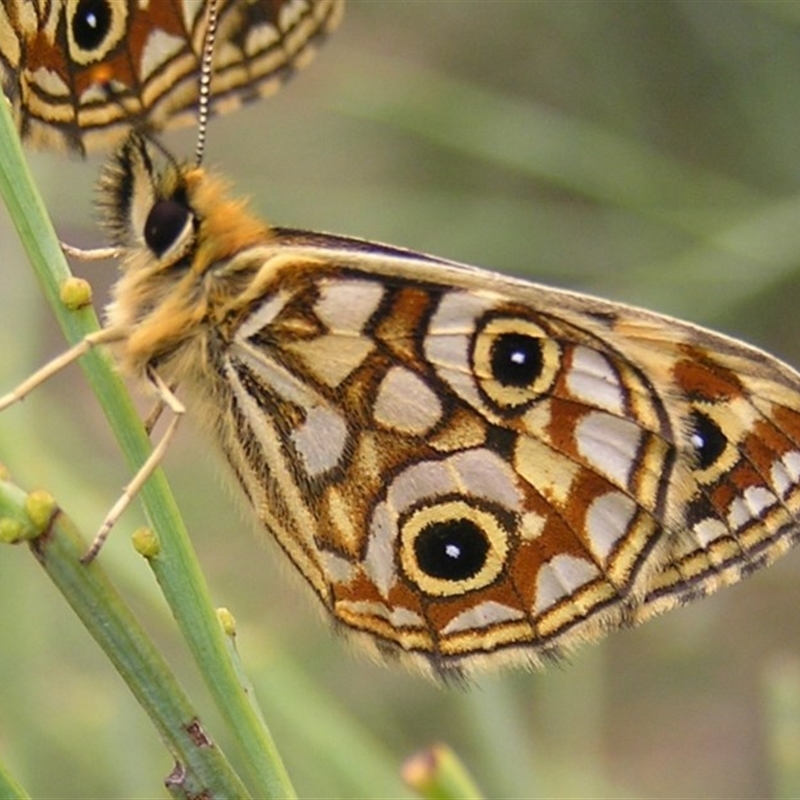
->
142, 399, 166, 435
0, 328, 124, 411
61, 242, 121, 261
82, 371, 185, 563
141, 385, 178, 436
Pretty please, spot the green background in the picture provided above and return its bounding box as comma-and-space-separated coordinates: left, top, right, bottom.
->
3, 1, 800, 797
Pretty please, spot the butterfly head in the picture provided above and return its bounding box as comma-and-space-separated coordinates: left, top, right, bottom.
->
98, 131, 273, 378
98, 132, 272, 273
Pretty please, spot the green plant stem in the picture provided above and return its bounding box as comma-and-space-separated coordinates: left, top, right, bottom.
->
0, 477, 250, 799
402, 743, 484, 800
0, 101, 295, 798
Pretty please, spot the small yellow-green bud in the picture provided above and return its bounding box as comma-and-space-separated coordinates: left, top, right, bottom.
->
217, 607, 237, 637
0, 519, 25, 544
25, 490, 56, 531
131, 527, 160, 558
60, 277, 92, 310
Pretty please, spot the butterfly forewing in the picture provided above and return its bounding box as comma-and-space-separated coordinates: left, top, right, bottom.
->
86, 132, 800, 677
637, 340, 800, 621
0, 0, 344, 154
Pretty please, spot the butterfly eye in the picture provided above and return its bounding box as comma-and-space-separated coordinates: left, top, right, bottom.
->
690, 409, 728, 471
472, 316, 560, 413
400, 499, 510, 597
144, 199, 193, 259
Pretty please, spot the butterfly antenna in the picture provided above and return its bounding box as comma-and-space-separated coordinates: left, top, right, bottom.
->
195, 0, 219, 166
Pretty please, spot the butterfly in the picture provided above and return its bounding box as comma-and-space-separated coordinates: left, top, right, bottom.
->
6, 129, 798, 680
0, 0, 344, 155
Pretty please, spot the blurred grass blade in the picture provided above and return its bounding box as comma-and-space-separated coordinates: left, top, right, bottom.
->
334, 56, 761, 232
257, 650, 409, 798
0, 88, 294, 799
0, 758, 30, 800
0, 475, 251, 798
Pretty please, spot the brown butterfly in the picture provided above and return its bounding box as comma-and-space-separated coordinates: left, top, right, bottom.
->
7, 129, 800, 679
0, 0, 344, 154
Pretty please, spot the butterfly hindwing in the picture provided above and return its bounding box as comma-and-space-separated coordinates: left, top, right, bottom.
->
177, 227, 800, 675
0, 0, 344, 154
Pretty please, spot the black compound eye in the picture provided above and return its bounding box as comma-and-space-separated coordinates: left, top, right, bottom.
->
72, 0, 113, 52
144, 199, 191, 257
490, 333, 544, 387
690, 410, 728, 471
414, 518, 489, 582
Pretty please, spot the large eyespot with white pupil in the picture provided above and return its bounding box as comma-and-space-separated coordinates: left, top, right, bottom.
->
68, 0, 127, 65
689, 407, 737, 483
144, 199, 193, 259
472, 316, 560, 413
399, 499, 511, 597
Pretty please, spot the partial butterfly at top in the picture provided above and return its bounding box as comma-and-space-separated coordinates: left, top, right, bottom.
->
6, 131, 800, 680
0, 0, 344, 154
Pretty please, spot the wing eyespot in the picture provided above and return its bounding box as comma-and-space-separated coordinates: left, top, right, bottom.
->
68, 0, 127, 64
472, 315, 560, 414
399, 498, 510, 597
689, 409, 728, 472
